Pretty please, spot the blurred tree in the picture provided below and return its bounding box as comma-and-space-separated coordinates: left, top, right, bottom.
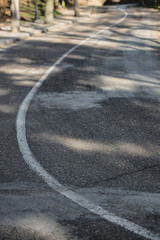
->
54, 0, 59, 9
139, 0, 160, 6
35, 0, 39, 20
27, 0, 30, 7
11, 0, 20, 32
59, 0, 65, 7
2, 0, 5, 16
75, 0, 80, 16
45, 0, 54, 23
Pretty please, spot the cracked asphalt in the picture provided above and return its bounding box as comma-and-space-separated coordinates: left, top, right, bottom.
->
0, 5, 160, 240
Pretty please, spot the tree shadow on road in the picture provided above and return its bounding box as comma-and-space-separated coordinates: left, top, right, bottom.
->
0, 12, 160, 189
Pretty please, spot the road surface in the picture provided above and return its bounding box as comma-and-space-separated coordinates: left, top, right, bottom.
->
0, 5, 160, 240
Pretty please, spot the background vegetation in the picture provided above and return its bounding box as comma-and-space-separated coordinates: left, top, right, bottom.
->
0, 0, 69, 22
0, 0, 159, 25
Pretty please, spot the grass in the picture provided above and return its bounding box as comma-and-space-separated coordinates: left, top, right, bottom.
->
0, 0, 61, 22
152, 5, 160, 9
138, 2, 160, 10
20, 0, 60, 22
146, 5, 160, 10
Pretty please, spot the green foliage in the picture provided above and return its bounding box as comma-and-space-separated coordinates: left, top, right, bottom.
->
0, 0, 61, 22
54, 9, 60, 16
20, 0, 45, 21
139, 0, 160, 7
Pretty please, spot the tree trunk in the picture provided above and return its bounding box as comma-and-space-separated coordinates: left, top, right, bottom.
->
45, 0, 54, 24
35, 0, 39, 20
74, 0, 80, 17
11, 0, 20, 32
54, 0, 59, 9
2, 0, 5, 16
62, 0, 65, 7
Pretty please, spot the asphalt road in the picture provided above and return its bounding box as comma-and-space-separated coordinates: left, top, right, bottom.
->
0, 5, 160, 240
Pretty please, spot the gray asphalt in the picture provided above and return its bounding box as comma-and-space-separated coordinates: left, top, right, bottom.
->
28, 7, 160, 191
0, 5, 160, 240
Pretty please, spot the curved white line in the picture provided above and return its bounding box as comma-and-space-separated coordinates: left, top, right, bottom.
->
16, 7, 160, 240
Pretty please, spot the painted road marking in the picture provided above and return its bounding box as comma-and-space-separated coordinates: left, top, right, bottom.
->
16, 6, 160, 240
